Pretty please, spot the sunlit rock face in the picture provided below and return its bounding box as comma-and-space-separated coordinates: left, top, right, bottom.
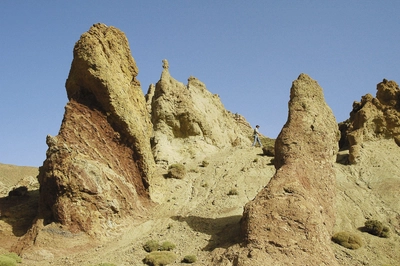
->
340, 79, 400, 164
37, 23, 155, 235
210, 74, 340, 266
146, 59, 253, 166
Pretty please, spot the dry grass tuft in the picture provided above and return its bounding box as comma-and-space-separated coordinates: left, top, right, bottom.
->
331, 231, 362, 249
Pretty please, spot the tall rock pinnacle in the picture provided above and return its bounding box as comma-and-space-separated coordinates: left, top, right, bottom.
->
34, 23, 155, 236
212, 74, 340, 265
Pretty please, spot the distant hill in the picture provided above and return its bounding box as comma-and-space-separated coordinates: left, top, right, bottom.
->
0, 163, 38, 195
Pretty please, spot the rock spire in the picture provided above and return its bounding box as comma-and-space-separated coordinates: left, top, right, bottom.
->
32, 23, 155, 237
211, 74, 340, 265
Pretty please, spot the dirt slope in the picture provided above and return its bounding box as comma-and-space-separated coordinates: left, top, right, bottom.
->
0, 163, 38, 192
333, 139, 400, 265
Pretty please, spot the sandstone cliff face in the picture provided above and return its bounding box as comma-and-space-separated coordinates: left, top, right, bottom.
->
34, 23, 154, 235
341, 79, 400, 164
212, 74, 340, 265
146, 60, 253, 165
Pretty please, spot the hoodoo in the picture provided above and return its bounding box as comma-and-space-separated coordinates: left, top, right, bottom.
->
211, 74, 340, 265
34, 23, 155, 236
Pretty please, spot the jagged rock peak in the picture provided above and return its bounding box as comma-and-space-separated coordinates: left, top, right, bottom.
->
341, 79, 400, 164
275, 73, 339, 168
146, 60, 253, 165
211, 73, 340, 265
20, 23, 155, 244
65, 22, 154, 177
66, 23, 140, 103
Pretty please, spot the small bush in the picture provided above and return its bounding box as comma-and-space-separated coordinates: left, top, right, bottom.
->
201, 160, 209, 167
95, 263, 116, 266
182, 254, 197, 263
2, 253, 20, 264
364, 220, 390, 238
0, 256, 16, 266
160, 241, 176, 251
143, 251, 176, 266
167, 164, 186, 179
227, 188, 239, 196
143, 240, 160, 252
331, 231, 362, 249
0, 252, 22, 266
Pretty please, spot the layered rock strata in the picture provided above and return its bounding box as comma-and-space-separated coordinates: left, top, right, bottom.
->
211, 74, 340, 265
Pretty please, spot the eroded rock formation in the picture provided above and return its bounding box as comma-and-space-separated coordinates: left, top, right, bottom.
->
32, 23, 155, 236
340, 79, 400, 164
211, 74, 340, 265
146, 60, 253, 165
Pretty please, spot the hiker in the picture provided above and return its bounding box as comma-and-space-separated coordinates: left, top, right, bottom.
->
252, 125, 262, 147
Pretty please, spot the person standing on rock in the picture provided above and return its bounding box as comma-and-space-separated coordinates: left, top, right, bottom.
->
252, 125, 262, 147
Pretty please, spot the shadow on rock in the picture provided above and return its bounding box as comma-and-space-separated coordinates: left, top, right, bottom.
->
0, 188, 39, 237
336, 152, 349, 165
171, 215, 243, 251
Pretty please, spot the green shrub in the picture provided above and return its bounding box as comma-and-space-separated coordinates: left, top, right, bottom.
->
143, 251, 176, 266
167, 164, 186, 179
143, 240, 160, 252
160, 241, 176, 251
0, 256, 16, 266
95, 263, 116, 266
1, 254, 20, 264
227, 188, 239, 196
0, 252, 22, 266
182, 254, 197, 263
201, 160, 209, 167
364, 220, 390, 238
331, 231, 362, 249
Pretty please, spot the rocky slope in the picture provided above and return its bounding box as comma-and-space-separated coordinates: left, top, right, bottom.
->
340, 79, 400, 164
147, 59, 253, 166
2, 139, 400, 266
0, 24, 399, 265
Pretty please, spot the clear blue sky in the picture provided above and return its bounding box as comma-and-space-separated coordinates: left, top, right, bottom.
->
1, 1, 399, 166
